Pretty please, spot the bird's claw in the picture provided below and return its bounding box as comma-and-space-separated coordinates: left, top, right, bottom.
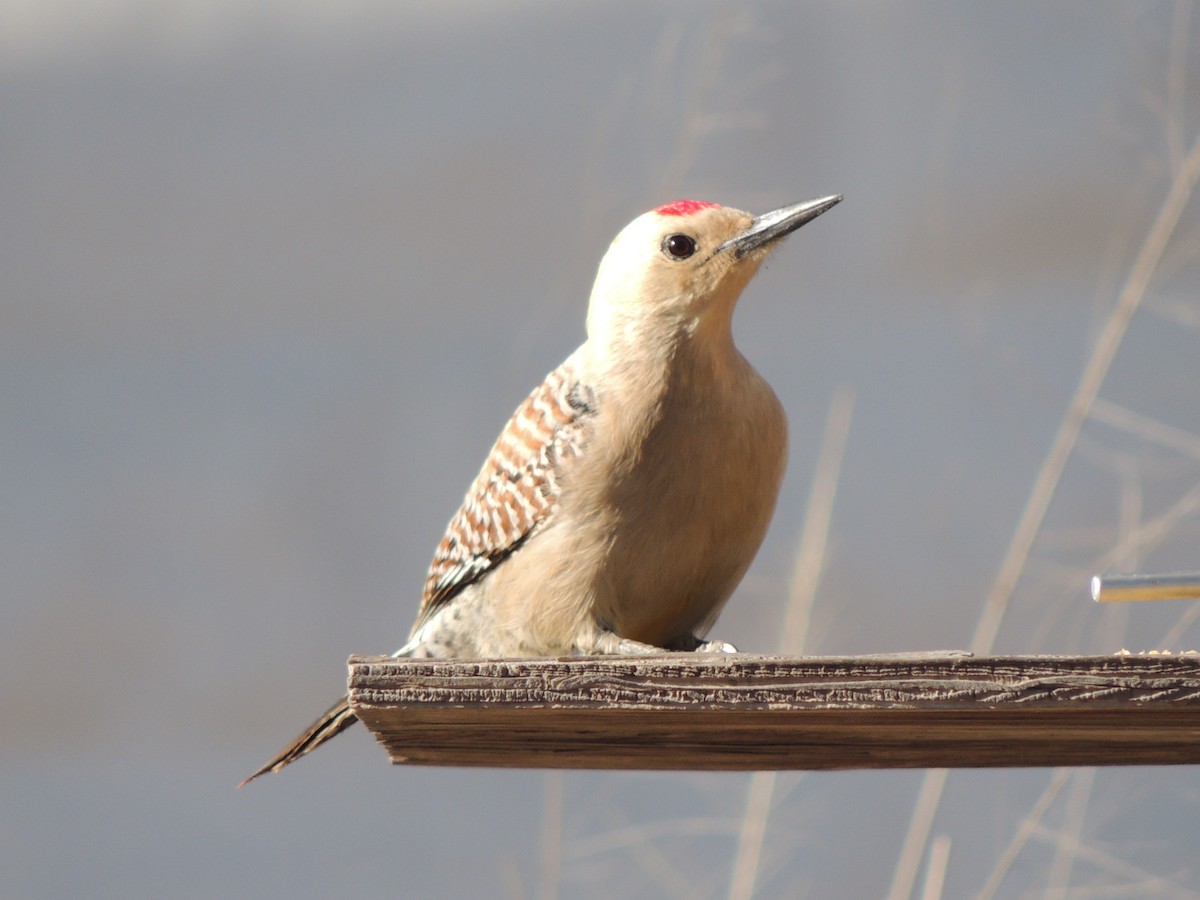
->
694, 639, 737, 653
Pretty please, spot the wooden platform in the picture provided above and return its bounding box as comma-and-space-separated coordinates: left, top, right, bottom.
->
346, 652, 1200, 770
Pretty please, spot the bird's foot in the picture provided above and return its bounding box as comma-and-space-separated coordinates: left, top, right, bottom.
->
694, 639, 737, 653
666, 633, 738, 653
579, 632, 738, 655
584, 634, 665, 655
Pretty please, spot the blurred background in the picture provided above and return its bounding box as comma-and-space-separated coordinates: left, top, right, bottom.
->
5, 2, 1200, 897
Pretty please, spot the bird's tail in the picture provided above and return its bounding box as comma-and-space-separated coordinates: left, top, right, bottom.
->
239, 694, 359, 788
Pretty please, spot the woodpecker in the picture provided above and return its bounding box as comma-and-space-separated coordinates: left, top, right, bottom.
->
241, 194, 842, 785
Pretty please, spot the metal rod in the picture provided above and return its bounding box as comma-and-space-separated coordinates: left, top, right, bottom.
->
1091, 572, 1200, 602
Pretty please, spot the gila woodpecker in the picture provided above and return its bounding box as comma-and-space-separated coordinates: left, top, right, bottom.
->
241, 194, 842, 785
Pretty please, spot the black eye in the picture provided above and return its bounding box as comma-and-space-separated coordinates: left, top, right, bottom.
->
662, 233, 697, 260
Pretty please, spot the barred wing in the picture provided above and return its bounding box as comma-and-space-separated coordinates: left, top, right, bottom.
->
413, 359, 595, 627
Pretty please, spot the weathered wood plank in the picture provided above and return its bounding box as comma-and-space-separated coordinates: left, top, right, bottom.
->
346, 653, 1200, 770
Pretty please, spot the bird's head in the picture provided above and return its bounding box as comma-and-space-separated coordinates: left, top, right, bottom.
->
585, 195, 842, 352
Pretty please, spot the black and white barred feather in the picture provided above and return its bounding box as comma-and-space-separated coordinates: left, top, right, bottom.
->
414, 358, 596, 628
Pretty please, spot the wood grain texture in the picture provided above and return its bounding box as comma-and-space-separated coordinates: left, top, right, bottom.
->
346, 653, 1200, 770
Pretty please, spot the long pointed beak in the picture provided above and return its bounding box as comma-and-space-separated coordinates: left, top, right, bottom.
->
719, 194, 843, 258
